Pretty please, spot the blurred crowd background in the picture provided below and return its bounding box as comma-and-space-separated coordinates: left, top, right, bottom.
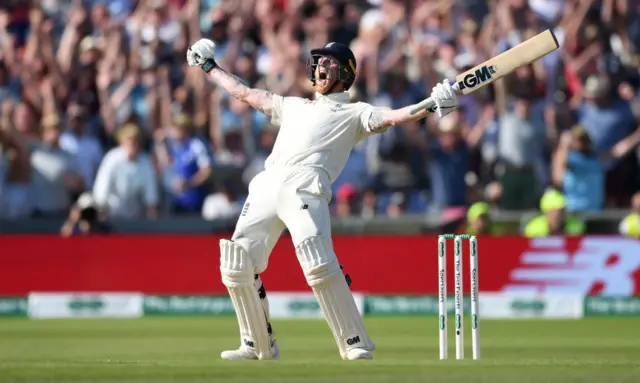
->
1, 0, 640, 233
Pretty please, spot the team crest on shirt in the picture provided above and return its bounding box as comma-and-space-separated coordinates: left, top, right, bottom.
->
330, 104, 343, 112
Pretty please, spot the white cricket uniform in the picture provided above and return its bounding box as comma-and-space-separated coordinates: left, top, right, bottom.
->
231, 91, 378, 273
219, 91, 379, 360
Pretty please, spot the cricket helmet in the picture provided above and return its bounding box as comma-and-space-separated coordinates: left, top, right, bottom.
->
307, 42, 357, 90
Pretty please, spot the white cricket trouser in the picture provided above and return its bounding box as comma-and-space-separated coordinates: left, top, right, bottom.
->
231, 166, 332, 271
225, 165, 374, 359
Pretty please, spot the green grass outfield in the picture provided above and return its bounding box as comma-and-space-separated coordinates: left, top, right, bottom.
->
1, 317, 639, 383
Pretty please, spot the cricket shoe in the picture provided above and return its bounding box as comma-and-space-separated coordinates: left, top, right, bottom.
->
220, 340, 280, 360
345, 348, 373, 360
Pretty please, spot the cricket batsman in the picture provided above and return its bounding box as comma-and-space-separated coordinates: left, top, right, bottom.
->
186, 38, 458, 361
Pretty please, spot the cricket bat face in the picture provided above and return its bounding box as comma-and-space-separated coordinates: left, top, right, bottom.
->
455, 29, 559, 95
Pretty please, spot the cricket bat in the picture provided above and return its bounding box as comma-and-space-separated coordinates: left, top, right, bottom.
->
410, 29, 559, 115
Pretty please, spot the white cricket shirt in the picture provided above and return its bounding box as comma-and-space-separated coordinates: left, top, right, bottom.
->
267, 92, 380, 182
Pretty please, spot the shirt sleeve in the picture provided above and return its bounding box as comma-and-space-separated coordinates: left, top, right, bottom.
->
271, 94, 286, 126
92, 152, 115, 207
357, 102, 388, 138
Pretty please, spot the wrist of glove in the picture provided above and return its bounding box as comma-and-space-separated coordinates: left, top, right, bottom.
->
200, 58, 217, 73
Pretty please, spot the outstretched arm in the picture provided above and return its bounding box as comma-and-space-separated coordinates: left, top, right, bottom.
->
206, 67, 274, 116
607, 127, 640, 159
367, 79, 458, 133
367, 105, 432, 132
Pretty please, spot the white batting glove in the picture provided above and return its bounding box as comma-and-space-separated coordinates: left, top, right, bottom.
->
430, 79, 458, 118
187, 38, 217, 71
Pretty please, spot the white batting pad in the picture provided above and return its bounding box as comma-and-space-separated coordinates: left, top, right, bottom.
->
220, 239, 272, 360
296, 236, 375, 358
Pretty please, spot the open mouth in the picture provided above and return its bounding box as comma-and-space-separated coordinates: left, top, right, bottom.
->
318, 67, 328, 80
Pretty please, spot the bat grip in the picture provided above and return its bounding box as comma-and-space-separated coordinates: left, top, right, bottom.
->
409, 81, 461, 115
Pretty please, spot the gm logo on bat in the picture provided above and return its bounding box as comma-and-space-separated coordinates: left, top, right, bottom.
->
458, 65, 497, 90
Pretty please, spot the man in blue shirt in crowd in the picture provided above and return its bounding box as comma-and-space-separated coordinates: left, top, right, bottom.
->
553, 124, 640, 212
577, 75, 639, 207
160, 114, 213, 214
552, 125, 605, 212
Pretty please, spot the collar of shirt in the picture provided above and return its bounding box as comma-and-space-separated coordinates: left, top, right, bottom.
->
314, 91, 350, 103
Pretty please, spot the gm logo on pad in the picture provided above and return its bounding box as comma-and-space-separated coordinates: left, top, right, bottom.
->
458, 65, 497, 90
346, 335, 361, 346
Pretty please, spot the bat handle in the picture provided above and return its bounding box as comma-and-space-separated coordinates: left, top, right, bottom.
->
409, 81, 461, 115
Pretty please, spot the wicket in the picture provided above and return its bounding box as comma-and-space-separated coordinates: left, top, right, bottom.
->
437, 234, 480, 360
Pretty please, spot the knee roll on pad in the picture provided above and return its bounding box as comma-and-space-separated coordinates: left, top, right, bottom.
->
230, 236, 270, 275
220, 239, 254, 287
295, 236, 342, 286
220, 240, 272, 359
295, 237, 375, 358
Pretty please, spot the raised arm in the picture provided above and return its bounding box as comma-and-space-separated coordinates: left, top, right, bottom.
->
207, 67, 274, 116
366, 79, 458, 132
609, 127, 640, 159
552, 131, 572, 187
186, 38, 274, 116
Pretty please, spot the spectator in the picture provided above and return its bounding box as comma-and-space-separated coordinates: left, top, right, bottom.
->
577, 75, 639, 207
156, 113, 213, 214
484, 181, 502, 211
93, 123, 159, 219
375, 138, 417, 209
386, 191, 409, 218
215, 128, 249, 185
0, 102, 31, 218
12, 103, 38, 143
30, 114, 85, 217
202, 180, 242, 221
361, 189, 377, 219
552, 125, 604, 212
334, 183, 359, 218
524, 189, 585, 238
495, 91, 547, 211
0, 59, 20, 104
427, 112, 469, 211
59, 102, 104, 189
619, 192, 640, 238
552, 125, 640, 212
465, 201, 490, 236
0, 131, 5, 208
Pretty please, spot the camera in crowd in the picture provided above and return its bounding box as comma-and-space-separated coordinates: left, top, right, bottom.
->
60, 192, 112, 236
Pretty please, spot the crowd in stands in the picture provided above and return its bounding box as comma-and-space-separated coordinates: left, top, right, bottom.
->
0, 0, 639, 222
